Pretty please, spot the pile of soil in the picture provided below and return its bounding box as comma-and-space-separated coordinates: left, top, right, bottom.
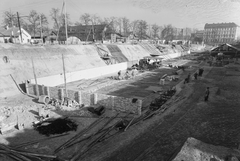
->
34, 117, 78, 136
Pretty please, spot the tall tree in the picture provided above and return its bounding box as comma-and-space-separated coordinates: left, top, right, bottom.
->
39, 13, 49, 35
91, 14, 102, 25
161, 24, 175, 41
60, 13, 71, 26
49, 8, 70, 30
2, 11, 18, 27
49, 8, 61, 31
122, 17, 131, 36
137, 20, 148, 39
103, 17, 118, 32
28, 10, 40, 37
152, 24, 160, 38
79, 13, 91, 25
28, 10, 48, 37
130, 20, 139, 34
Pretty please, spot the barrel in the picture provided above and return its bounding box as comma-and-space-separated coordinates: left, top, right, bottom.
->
38, 95, 50, 104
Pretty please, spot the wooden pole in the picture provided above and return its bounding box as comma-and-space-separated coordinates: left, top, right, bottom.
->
17, 12, 23, 43
64, 0, 68, 45
62, 53, 67, 97
31, 57, 39, 97
39, 15, 43, 43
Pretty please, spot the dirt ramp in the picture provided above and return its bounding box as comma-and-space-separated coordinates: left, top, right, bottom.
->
106, 45, 128, 62
117, 44, 150, 61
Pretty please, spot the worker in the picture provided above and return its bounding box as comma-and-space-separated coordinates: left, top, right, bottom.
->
204, 87, 210, 101
187, 73, 191, 83
198, 68, 204, 76
194, 72, 198, 80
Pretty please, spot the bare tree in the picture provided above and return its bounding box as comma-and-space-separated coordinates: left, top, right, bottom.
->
28, 10, 40, 37
49, 8, 61, 31
2, 11, 19, 27
122, 17, 131, 36
50, 8, 70, 31
137, 20, 148, 40
152, 24, 160, 38
103, 17, 118, 32
92, 14, 102, 25
130, 20, 139, 34
161, 24, 175, 41
79, 13, 91, 25
39, 13, 48, 34
60, 13, 71, 26
28, 10, 48, 37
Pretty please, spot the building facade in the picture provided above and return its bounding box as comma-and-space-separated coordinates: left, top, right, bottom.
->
204, 22, 240, 45
0, 27, 33, 44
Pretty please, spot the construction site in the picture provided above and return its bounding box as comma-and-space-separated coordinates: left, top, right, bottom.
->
1, 41, 240, 161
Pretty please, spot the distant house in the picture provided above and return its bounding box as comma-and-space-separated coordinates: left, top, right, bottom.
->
25, 29, 47, 44
58, 24, 113, 42
0, 26, 31, 43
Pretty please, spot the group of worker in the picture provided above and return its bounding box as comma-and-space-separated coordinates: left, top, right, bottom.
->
184, 68, 204, 83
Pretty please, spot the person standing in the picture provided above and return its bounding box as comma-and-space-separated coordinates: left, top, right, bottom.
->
204, 87, 210, 101
194, 72, 198, 80
187, 73, 191, 83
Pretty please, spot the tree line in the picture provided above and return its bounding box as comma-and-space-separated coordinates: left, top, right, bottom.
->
2, 8, 199, 40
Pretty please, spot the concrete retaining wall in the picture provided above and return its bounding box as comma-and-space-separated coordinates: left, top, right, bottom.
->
30, 62, 128, 87
26, 83, 142, 115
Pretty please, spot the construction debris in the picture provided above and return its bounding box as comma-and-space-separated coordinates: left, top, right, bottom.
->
34, 117, 78, 136
87, 106, 106, 116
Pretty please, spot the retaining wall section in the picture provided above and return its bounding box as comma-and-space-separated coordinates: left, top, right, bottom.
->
30, 62, 128, 87
26, 82, 142, 115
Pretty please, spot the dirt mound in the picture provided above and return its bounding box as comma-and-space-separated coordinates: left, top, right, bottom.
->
172, 137, 240, 161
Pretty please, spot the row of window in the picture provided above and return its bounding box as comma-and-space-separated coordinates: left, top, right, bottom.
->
205, 31, 236, 35
204, 38, 234, 43
205, 27, 236, 31
204, 34, 235, 38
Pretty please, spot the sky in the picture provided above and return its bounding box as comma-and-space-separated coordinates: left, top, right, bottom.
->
1, 0, 240, 30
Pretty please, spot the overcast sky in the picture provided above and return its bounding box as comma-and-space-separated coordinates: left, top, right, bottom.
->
1, 0, 240, 29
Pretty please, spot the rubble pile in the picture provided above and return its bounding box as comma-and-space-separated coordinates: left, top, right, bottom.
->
34, 117, 78, 136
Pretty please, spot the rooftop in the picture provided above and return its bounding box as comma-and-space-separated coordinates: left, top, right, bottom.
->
204, 22, 239, 29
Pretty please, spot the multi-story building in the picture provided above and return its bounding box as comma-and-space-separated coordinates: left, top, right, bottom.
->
204, 22, 240, 45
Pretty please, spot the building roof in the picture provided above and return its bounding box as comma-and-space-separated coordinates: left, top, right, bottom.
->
210, 43, 240, 51
204, 22, 239, 29
58, 24, 112, 41
0, 27, 20, 37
